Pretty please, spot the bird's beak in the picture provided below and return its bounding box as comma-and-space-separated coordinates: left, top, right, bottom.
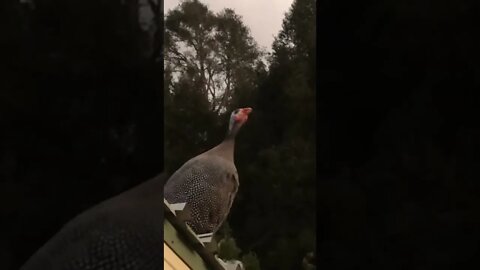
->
242, 107, 253, 115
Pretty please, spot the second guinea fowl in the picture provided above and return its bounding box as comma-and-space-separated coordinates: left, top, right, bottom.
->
164, 107, 252, 235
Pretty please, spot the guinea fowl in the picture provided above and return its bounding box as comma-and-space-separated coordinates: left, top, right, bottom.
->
20, 173, 167, 270
164, 107, 252, 235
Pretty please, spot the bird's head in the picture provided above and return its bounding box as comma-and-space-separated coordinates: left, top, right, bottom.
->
228, 107, 253, 136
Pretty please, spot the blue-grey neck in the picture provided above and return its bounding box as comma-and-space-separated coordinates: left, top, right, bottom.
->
225, 117, 240, 141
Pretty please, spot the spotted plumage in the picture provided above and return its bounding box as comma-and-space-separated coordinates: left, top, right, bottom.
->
164, 107, 252, 235
165, 155, 239, 234
20, 173, 166, 270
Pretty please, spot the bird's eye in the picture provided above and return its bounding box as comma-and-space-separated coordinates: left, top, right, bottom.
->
234, 109, 239, 114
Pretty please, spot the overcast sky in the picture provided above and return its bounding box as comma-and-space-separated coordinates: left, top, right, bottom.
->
164, 0, 294, 51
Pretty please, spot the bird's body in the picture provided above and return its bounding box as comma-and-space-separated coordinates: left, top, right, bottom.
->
20, 173, 167, 270
164, 149, 239, 234
164, 107, 252, 235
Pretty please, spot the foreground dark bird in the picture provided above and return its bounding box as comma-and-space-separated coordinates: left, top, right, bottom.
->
20, 173, 167, 270
164, 107, 253, 235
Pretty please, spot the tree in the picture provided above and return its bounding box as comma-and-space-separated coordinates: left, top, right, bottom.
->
164, 0, 263, 173
213, 8, 263, 112
164, 0, 262, 113
229, 0, 317, 269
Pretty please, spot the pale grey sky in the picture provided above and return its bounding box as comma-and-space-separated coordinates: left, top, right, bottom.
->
164, 0, 294, 51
